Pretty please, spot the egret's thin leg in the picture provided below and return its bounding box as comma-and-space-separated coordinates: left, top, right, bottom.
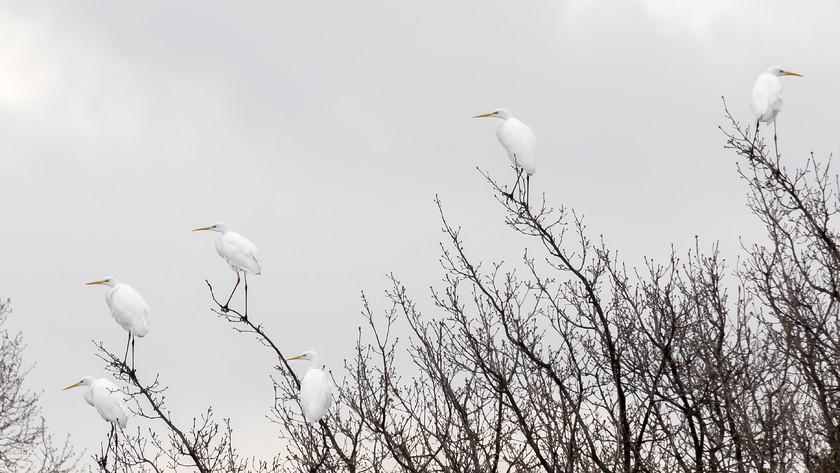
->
112, 424, 119, 464
224, 272, 241, 310
105, 424, 114, 467
510, 167, 522, 198
244, 272, 249, 318
123, 333, 131, 365
526, 174, 530, 207
102, 422, 114, 470
773, 120, 779, 157
750, 120, 760, 156
131, 336, 136, 370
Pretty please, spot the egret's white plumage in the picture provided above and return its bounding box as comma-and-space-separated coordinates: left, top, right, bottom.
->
87, 277, 149, 337
751, 66, 803, 125
192, 222, 261, 275
64, 376, 129, 429
193, 222, 261, 310
286, 351, 333, 424
473, 108, 536, 176
87, 277, 149, 364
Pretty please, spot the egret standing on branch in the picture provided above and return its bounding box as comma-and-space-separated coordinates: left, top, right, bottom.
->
286, 351, 333, 424
63, 376, 130, 432
192, 222, 261, 312
473, 108, 536, 203
87, 277, 149, 368
751, 66, 803, 142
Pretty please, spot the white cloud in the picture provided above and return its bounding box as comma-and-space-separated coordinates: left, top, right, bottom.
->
0, 12, 59, 112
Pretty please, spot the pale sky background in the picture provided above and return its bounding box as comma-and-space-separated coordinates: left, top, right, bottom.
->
2, 0, 840, 468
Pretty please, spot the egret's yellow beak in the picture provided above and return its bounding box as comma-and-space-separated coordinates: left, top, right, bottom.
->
192, 226, 213, 232
86, 280, 106, 286
285, 355, 304, 361
472, 112, 495, 118
63, 381, 82, 391
783, 70, 803, 77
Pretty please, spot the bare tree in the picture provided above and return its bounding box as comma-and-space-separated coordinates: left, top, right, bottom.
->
77, 102, 839, 473
334, 184, 759, 473
91, 339, 289, 473
0, 298, 79, 473
724, 103, 840, 472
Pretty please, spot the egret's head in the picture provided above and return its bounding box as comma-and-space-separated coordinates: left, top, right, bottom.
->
86, 277, 119, 287
286, 350, 319, 362
767, 66, 803, 77
63, 376, 95, 390
192, 222, 230, 233
473, 108, 513, 120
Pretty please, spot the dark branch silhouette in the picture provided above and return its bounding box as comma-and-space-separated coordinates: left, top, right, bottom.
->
66, 103, 840, 472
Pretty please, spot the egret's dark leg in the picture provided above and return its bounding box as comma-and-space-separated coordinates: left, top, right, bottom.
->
750, 120, 760, 156
104, 424, 114, 466
773, 120, 779, 157
123, 332, 131, 365
112, 424, 119, 464
224, 271, 241, 310
131, 336, 136, 370
243, 272, 249, 318
524, 173, 529, 205
509, 167, 522, 198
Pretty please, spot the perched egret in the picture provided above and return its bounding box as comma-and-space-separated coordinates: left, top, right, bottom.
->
473, 108, 537, 202
192, 222, 261, 311
63, 376, 129, 430
286, 351, 333, 424
87, 277, 149, 367
751, 66, 803, 138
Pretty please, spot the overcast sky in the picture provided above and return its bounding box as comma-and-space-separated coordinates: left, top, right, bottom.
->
2, 0, 839, 467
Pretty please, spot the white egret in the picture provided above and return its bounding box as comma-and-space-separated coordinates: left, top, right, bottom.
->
473, 108, 537, 202
286, 351, 333, 424
63, 376, 130, 431
87, 277, 149, 367
192, 222, 261, 311
751, 66, 803, 138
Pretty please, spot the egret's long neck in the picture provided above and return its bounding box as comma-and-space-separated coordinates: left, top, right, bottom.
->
82, 387, 95, 407
308, 356, 320, 370
494, 119, 506, 135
